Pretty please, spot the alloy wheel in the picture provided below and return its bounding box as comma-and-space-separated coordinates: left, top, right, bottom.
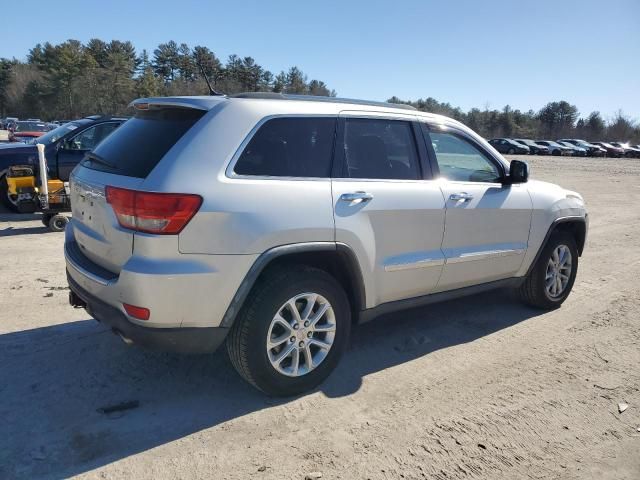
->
545, 245, 572, 298
266, 292, 336, 377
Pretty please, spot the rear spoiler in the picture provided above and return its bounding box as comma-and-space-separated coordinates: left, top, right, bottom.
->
129, 97, 225, 111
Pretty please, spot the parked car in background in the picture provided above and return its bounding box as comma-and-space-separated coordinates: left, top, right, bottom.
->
65, 93, 588, 396
488, 138, 529, 154
9, 121, 51, 143
0, 115, 127, 211
591, 142, 625, 158
609, 142, 640, 158
2, 117, 18, 131
535, 140, 572, 156
557, 141, 587, 157
558, 139, 605, 157
513, 139, 549, 155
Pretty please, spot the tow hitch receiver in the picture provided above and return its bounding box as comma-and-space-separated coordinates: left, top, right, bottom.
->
69, 290, 87, 309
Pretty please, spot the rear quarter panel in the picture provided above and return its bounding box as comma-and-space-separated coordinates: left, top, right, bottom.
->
141, 101, 339, 254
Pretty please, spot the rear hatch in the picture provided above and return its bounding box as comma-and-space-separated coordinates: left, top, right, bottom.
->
69, 106, 206, 274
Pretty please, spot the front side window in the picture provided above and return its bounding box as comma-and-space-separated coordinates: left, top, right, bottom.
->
429, 130, 502, 183
67, 123, 120, 151
343, 118, 420, 180
234, 117, 336, 177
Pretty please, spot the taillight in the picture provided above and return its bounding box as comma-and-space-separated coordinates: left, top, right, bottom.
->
105, 186, 202, 234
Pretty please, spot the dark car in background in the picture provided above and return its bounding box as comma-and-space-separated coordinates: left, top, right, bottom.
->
488, 138, 529, 154
557, 141, 587, 157
558, 139, 606, 157
0, 115, 126, 211
610, 142, 640, 158
591, 142, 625, 158
535, 140, 572, 156
513, 139, 549, 155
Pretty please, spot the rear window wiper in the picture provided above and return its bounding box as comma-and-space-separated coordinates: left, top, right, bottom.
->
84, 152, 117, 171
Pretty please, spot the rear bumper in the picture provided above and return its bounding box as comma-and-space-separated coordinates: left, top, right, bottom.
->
64, 222, 257, 329
68, 273, 228, 353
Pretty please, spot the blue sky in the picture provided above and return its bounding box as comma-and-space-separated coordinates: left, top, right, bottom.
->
2, 0, 639, 119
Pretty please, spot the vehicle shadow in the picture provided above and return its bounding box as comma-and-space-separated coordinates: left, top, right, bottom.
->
0, 225, 56, 236
0, 288, 543, 479
0, 210, 42, 222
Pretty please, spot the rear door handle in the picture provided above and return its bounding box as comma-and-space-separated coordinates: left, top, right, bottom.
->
340, 191, 373, 203
449, 192, 474, 202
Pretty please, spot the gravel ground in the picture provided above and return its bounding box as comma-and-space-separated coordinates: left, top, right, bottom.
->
1, 155, 639, 480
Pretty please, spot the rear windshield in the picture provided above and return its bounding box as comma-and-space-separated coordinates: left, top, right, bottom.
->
82, 107, 205, 178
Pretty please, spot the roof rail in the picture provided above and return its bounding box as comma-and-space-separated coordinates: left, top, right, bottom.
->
230, 92, 417, 111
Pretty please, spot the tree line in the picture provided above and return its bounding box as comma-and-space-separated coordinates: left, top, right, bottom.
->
0, 39, 335, 120
388, 97, 640, 143
0, 38, 638, 143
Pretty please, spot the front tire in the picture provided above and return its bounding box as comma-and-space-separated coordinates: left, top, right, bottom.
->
227, 265, 350, 396
519, 232, 578, 309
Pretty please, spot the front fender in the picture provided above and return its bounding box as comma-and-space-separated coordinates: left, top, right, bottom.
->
517, 183, 588, 277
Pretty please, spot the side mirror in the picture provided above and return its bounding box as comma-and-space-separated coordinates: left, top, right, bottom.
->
508, 159, 529, 183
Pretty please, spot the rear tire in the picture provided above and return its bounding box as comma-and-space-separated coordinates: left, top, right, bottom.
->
227, 265, 350, 396
519, 232, 578, 309
507, 148, 515, 154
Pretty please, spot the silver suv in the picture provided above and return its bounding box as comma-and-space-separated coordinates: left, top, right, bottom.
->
65, 93, 588, 395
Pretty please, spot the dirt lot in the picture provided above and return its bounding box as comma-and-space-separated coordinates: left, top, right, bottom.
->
1, 155, 639, 480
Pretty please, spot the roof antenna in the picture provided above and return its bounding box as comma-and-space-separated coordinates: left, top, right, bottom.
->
197, 61, 222, 96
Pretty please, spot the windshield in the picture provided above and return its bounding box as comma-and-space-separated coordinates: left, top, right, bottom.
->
31, 122, 81, 145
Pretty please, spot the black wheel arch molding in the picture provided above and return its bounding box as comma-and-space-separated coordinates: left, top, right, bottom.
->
219, 241, 366, 328
524, 215, 587, 277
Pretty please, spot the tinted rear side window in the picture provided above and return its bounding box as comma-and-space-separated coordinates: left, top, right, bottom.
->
342, 118, 420, 180
234, 117, 336, 177
83, 108, 205, 178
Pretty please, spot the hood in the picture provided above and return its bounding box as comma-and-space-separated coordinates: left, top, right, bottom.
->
528, 179, 585, 202
0, 143, 39, 172
0, 143, 37, 154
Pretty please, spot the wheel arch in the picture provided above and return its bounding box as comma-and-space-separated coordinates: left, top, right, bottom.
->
220, 242, 366, 328
525, 216, 587, 277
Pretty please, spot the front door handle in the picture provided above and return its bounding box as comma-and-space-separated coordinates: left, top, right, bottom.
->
340, 191, 373, 203
449, 192, 474, 202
